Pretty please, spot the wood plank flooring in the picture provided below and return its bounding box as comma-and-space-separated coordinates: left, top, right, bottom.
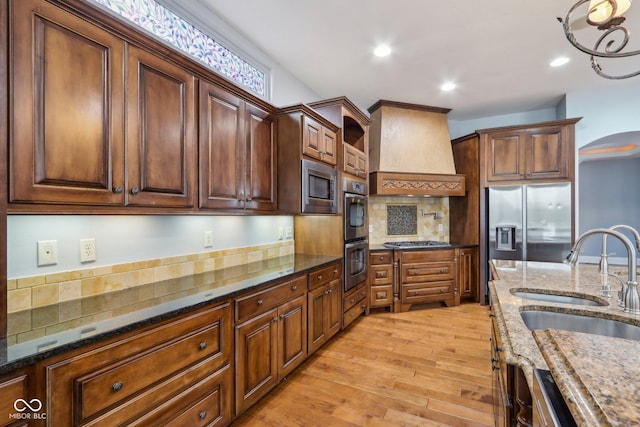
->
231, 303, 494, 426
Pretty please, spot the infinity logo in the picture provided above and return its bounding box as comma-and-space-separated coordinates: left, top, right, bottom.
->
13, 399, 43, 412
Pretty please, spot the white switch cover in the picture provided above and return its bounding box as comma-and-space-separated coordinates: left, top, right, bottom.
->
37, 240, 58, 266
204, 231, 214, 248
80, 238, 96, 263
278, 226, 284, 240
285, 226, 293, 239
438, 224, 444, 232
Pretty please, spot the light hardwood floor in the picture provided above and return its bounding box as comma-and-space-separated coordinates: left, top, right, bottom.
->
232, 303, 494, 426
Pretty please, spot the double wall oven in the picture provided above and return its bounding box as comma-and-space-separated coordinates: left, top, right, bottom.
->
343, 177, 368, 292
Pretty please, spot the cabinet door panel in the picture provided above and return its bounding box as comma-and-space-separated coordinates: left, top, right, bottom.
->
308, 286, 327, 354
235, 309, 278, 414
321, 127, 337, 165
302, 115, 323, 161
199, 81, 244, 209
245, 103, 276, 211
526, 129, 566, 178
487, 133, 524, 181
126, 46, 196, 207
326, 278, 342, 338
11, 0, 125, 204
278, 295, 307, 377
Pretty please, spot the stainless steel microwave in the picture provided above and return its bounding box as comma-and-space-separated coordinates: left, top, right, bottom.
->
301, 159, 337, 214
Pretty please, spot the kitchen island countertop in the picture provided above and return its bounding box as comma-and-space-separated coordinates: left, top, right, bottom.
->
490, 260, 640, 426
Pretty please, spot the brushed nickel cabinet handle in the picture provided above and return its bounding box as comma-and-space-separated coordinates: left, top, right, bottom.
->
257, 299, 263, 306
199, 411, 207, 420
130, 188, 139, 195
113, 186, 123, 194
291, 285, 297, 291
317, 275, 323, 281
112, 382, 124, 392
199, 342, 207, 350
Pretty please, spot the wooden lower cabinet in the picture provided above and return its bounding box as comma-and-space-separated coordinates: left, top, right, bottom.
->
308, 262, 343, 354
457, 247, 478, 301
40, 302, 232, 427
0, 371, 32, 427
369, 251, 393, 310
397, 249, 457, 312
234, 275, 308, 415
343, 281, 368, 328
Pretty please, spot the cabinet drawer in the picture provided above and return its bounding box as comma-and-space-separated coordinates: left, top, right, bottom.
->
402, 261, 455, 283
401, 249, 454, 263
370, 251, 392, 265
0, 373, 28, 425
370, 285, 393, 307
343, 300, 367, 328
343, 284, 367, 312
235, 275, 306, 322
78, 322, 224, 420
44, 303, 231, 426
370, 265, 392, 285
402, 281, 454, 303
308, 262, 342, 290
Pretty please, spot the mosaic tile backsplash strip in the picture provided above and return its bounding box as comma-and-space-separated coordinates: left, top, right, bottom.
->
369, 196, 450, 245
91, 0, 266, 96
7, 241, 294, 313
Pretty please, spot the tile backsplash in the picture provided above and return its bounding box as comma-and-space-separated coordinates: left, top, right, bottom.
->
7, 241, 294, 313
369, 196, 449, 245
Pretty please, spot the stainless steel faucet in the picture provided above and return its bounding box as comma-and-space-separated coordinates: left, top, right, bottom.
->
565, 228, 639, 315
598, 225, 640, 304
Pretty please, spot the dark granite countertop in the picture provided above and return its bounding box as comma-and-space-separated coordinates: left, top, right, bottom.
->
1, 253, 341, 374
369, 243, 477, 252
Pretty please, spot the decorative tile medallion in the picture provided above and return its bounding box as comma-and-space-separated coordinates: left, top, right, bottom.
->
386, 205, 417, 236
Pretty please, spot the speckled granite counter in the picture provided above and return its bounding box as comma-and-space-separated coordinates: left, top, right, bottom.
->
0, 253, 341, 375
490, 260, 640, 426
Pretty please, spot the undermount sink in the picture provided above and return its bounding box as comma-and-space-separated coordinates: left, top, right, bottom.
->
520, 310, 640, 341
511, 290, 606, 307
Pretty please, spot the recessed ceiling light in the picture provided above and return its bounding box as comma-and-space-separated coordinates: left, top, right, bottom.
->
373, 44, 391, 57
550, 57, 570, 67
440, 82, 456, 91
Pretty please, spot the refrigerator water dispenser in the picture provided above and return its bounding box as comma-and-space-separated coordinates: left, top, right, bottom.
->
496, 226, 516, 251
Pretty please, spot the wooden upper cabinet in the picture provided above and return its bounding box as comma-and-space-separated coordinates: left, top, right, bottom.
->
343, 144, 367, 179
126, 45, 196, 208
245, 103, 277, 211
199, 80, 276, 211
302, 115, 337, 165
10, 0, 125, 205
484, 121, 575, 183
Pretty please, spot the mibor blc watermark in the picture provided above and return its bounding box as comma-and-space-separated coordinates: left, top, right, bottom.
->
9, 398, 47, 420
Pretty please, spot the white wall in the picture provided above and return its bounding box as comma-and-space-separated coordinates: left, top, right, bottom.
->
7, 215, 294, 278
448, 107, 558, 140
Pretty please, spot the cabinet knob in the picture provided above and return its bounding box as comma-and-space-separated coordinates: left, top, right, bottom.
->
317, 275, 323, 281
492, 365, 500, 371
199, 411, 207, 420
379, 256, 384, 260
238, 192, 244, 202
112, 382, 124, 392
199, 342, 207, 350
131, 188, 139, 195
257, 299, 263, 306
113, 186, 123, 194
333, 269, 338, 274
247, 196, 252, 202
349, 298, 354, 303
273, 317, 279, 323
291, 285, 297, 291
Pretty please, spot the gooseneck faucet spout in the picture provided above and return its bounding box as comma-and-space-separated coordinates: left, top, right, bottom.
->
565, 228, 639, 314
598, 225, 640, 304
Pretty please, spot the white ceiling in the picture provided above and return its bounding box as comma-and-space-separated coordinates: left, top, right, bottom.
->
195, 0, 640, 121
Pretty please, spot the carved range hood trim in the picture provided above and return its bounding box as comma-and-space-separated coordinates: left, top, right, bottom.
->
368, 100, 465, 197
370, 171, 465, 196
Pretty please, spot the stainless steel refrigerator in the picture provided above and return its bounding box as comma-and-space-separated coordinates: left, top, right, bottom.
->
488, 183, 572, 263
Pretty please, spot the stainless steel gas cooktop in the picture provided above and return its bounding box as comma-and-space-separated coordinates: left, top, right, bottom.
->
382, 240, 451, 249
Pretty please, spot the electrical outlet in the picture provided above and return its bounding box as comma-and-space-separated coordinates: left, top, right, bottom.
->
80, 238, 96, 263
438, 224, 444, 233
278, 226, 284, 240
204, 231, 214, 248
37, 240, 58, 266
285, 226, 293, 239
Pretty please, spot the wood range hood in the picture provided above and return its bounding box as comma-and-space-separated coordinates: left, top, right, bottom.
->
368, 100, 465, 197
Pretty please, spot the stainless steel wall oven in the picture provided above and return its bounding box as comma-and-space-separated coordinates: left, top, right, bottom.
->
343, 177, 368, 292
